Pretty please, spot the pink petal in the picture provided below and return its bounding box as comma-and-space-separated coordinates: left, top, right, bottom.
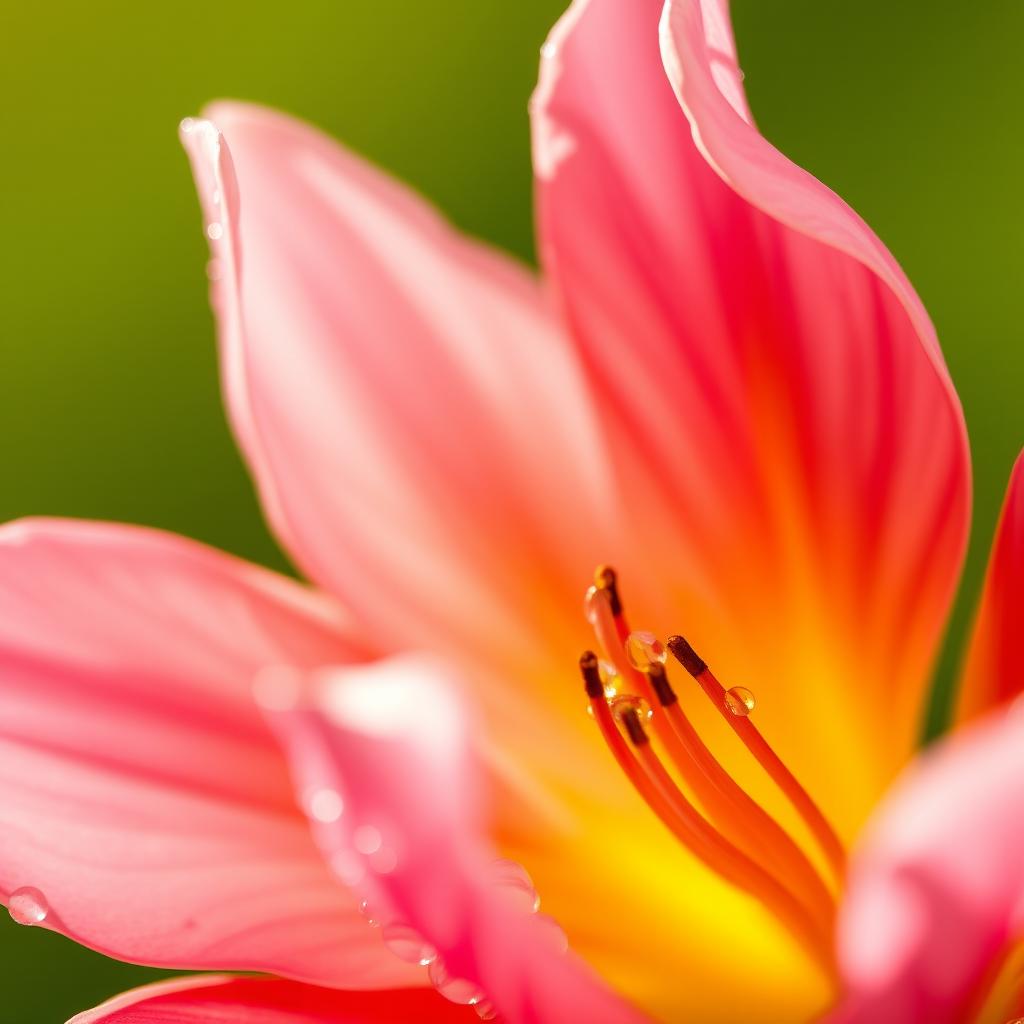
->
957, 450, 1024, 721
829, 706, 1024, 1023
0, 518, 415, 988
179, 104, 615, 682
69, 975, 468, 1024
265, 654, 650, 1024
532, 0, 969, 831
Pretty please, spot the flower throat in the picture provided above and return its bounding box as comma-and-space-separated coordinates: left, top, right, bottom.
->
579, 566, 845, 973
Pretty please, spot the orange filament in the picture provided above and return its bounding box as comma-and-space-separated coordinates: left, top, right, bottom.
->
582, 567, 846, 970
582, 655, 832, 972
665, 634, 846, 882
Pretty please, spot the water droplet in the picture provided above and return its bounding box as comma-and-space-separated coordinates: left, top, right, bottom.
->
533, 913, 569, 954
8, 887, 48, 926
359, 898, 382, 927
488, 859, 540, 913
206, 222, 224, 241
582, 584, 602, 624
382, 923, 437, 965
737, 68, 746, 82
308, 788, 344, 823
608, 694, 653, 725
205, 258, 224, 282
179, 117, 197, 133
724, 686, 756, 716
368, 846, 398, 874
428, 959, 483, 1005
474, 1000, 498, 1020
598, 659, 620, 698
625, 631, 666, 672
540, 40, 557, 59
354, 825, 382, 855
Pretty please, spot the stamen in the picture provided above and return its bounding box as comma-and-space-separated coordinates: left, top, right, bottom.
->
587, 582, 836, 927
582, 654, 831, 970
667, 635, 846, 882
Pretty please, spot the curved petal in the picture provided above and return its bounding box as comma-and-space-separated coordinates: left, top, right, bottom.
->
69, 975, 468, 1024
957, 451, 1024, 722
179, 104, 615, 684
0, 518, 415, 988
830, 705, 1024, 1024
532, 0, 969, 826
264, 654, 649, 1024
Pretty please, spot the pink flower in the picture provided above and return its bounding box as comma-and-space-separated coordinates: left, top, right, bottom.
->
2, 0, 1020, 1021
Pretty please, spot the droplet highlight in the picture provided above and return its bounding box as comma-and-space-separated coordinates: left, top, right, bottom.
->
625, 631, 667, 672
359, 898, 382, 927
724, 686, 756, 717
488, 859, 540, 913
8, 887, 48, 926
382, 923, 437, 966
598, 659, 620, 698
608, 694, 653, 725
206, 222, 224, 241
428, 959, 483, 1005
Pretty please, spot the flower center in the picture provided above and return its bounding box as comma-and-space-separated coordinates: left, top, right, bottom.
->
578, 566, 845, 974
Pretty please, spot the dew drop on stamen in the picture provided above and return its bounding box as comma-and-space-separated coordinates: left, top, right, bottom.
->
582, 584, 602, 625
488, 859, 540, 913
724, 686, 756, 716
8, 887, 48, 926
382, 923, 437, 965
608, 694, 653, 725
427, 959, 483, 1005
598, 659, 620, 698
625, 631, 666, 672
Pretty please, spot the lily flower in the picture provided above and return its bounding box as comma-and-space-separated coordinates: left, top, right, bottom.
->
2, 0, 1020, 1021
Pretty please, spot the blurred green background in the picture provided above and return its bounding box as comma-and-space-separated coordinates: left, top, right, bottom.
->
1, 1, 1021, 1018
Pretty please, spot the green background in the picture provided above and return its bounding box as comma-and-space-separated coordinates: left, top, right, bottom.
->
2, 1, 1021, 1018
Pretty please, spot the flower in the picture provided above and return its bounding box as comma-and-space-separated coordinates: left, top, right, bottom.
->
1, 0, 1020, 1021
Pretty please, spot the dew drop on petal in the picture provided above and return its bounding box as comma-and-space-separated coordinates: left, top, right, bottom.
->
354, 825, 383, 855
206, 258, 223, 282
179, 117, 197, 133
724, 686, 756, 717
625, 631, 666, 672
206, 222, 224, 241
540, 40, 557, 59
359, 898, 382, 927
474, 1000, 498, 1020
308, 788, 344, 823
608, 694, 653, 725
8, 887, 48, 926
533, 913, 569, 954
382, 923, 438, 966
428, 959, 483, 1005
488, 859, 540, 913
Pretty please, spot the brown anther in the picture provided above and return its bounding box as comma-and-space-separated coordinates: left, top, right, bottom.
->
593, 564, 622, 616
579, 651, 604, 698
648, 662, 678, 706
667, 635, 707, 677
620, 706, 649, 746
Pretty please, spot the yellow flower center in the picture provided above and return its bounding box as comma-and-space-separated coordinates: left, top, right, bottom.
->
579, 566, 845, 976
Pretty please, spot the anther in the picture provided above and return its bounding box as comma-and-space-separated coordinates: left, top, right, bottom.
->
648, 662, 678, 707
666, 634, 707, 677
579, 651, 604, 699
620, 706, 649, 747
593, 564, 622, 616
